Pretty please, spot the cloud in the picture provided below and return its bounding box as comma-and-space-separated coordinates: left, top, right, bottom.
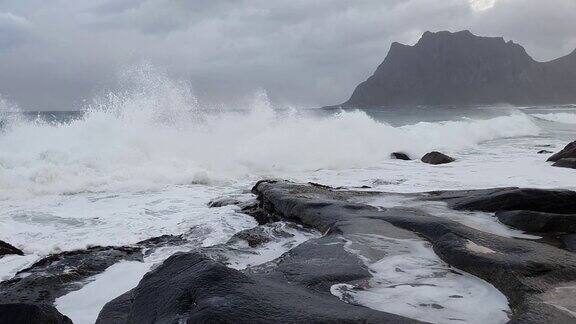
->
0, 0, 574, 109
0, 11, 32, 48
469, 0, 497, 11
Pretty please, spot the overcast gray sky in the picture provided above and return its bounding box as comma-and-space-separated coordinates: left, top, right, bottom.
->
0, 0, 575, 110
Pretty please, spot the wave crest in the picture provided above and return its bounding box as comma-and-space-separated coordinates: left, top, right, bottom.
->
533, 112, 576, 124
0, 68, 540, 197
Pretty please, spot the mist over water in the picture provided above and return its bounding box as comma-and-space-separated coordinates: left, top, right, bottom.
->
0, 65, 552, 199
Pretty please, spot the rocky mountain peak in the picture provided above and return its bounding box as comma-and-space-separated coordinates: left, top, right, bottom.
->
337, 30, 576, 107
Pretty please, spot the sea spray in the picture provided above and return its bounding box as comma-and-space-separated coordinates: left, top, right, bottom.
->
533, 112, 576, 124
0, 67, 541, 198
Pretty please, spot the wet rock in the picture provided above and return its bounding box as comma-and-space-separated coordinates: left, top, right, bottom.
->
252, 235, 374, 291
208, 196, 243, 208
95, 289, 135, 324
552, 158, 576, 169
0, 240, 23, 257
434, 187, 576, 214
547, 141, 576, 162
251, 180, 576, 323
538, 150, 553, 154
97, 252, 418, 324
391, 152, 411, 160
136, 234, 187, 249
0, 246, 142, 304
496, 210, 576, 233
228, 222, 295, 247
240, 202, 279, 225
0, 303, 72, 324
560, 234, 576, 252
421, 151, 455, 165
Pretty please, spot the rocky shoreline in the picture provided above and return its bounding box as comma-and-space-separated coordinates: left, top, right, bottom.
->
2, 176, 576, 323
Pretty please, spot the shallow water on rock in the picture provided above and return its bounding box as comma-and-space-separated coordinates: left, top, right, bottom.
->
355, 195, 540, 239
332, 234, 510, 324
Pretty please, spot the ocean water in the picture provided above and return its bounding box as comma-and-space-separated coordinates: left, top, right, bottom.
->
1, 69, 575, 323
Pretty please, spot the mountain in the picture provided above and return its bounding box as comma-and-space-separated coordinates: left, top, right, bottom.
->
336, 30, 576, 107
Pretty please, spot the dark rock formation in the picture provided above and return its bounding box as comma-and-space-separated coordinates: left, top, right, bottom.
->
421, 151, 455, 164
0, 303, 72, 324
431, 187, 576, 214
240, 201, 279, 225
538, 150, 553, 154
553, 158, 576, 169
227, 222, 297, 248
97, 246, 419, 324
548, 141, 576, 162
561, 234, 576, 252
95, 289, 135, 324
136, 234, 187, 253
391, 152, 411, 160
0, 246, 142, 304
496, 210, 576, 233
0, 240, 23, 257
247, 180, 576, 322
335, 30, 576, 107
95, 181, 576, 323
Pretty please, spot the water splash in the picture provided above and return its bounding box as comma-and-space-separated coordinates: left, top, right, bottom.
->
0, 65, 540, 198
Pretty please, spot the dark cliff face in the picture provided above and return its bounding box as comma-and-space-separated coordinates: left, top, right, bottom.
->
342, 30, 576, 107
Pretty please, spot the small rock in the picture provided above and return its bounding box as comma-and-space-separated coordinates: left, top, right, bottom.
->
547, 141, 576, 162
419, 303, 444, 309
0, 240, 24, 257
421, 151, 455, 165
229, 225, 285, 248
208, 196, 243, 208
538, 150, 553, 154
552, 158, 576, 169
391, 152, 411, 160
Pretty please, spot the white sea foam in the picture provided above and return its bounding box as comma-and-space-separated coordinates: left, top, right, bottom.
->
0, 67, 541, 199
54, 221, 319, 324
55, 261, 152, 324
533, 112, 576, 124
1, 66, 574, 324
356, 195, 540, 239
332, 234, 510, 324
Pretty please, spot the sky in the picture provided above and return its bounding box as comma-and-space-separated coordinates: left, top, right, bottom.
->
0, 0, 575, 110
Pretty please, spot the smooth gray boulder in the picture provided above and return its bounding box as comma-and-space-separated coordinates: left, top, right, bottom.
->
552, 158, 576, 169
548, 141, 576, 162
421, 151, 455, 165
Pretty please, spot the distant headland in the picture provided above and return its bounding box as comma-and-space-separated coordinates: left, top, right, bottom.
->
332, 30, 576, 107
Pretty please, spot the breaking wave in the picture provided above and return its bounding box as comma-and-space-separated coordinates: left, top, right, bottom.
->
0, 67, 540, 198
532, 112, 576, 124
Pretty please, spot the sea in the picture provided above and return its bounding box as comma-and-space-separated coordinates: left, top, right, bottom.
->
1, 72, 575, 323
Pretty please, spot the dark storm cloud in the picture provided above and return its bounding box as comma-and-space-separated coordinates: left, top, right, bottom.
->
0, 0, 575, 109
